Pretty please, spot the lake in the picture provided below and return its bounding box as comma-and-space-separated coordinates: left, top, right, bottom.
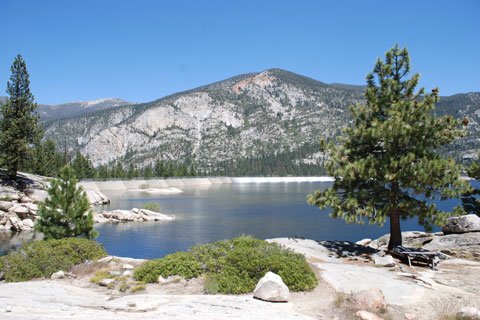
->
94, 181, 452, 259
2, 180, 462, 259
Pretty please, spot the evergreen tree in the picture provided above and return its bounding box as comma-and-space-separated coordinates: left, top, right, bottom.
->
72, 150, 87, 179
127, 163, 135, 179
0, 54, 42, 180
189, 162, 197, 177
35, 166, 98, 240
34, 139, 64, 177
308, 45, 470, 250
114, 161, 125, 178
143, 164, 153, 179
154, 159, 165, 177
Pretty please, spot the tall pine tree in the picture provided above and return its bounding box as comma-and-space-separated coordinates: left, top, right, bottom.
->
308, 45, 470, 250
0, 54, 42, 181
35, 166, 98, 240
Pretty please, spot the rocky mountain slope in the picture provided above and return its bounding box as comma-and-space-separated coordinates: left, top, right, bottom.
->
42, 69, 480, 173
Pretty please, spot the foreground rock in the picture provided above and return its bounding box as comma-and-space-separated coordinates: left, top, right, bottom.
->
0, 281, 309, 320
93, 208, 175, 223
442, 214, 480, 234
253, 271, 289, 302
346, 287, 387, 312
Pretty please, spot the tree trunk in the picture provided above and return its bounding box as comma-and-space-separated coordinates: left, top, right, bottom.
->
388, 208, 402, 250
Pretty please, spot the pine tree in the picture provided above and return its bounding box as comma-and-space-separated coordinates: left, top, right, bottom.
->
308, 45, 470, 250
0, 54, 42, 181
35, 166, 98, 240
127, 163, 135, 179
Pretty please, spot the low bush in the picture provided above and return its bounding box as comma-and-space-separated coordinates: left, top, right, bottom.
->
142, 202, 161, 212
134, 251, 203, 283
0, 238, 107, 282
134, 235, 317, 294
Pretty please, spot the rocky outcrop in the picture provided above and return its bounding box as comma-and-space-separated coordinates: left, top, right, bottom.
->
84, 189, 110, 206
1, 172, 110, 232
253, 271, 289, 302
442, 214, 480, 234
423, 232, 480, 251
93, 208, 175, 223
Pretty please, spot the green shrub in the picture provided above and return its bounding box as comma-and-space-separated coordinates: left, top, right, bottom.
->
134, 236, 317, 294
142, 202, 161, 212
0, 238, 107, 282
139, 183, 149, 189
130, 285, 146, 292
134, 251, 203, 283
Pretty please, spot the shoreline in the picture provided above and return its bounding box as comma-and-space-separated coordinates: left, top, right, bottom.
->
79, 176, 334, 192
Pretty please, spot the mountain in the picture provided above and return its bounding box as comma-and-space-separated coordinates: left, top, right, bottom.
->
42, 69, 480, 174
0, 96, 134, 122
37, 98, 134, 122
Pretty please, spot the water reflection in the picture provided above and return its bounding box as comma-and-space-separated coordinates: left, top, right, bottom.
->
0, 231, 43, 256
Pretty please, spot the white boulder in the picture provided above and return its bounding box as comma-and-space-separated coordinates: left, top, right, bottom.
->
22, 218, 35, 229
253, 271, 289, 302
24, 189, 48, 203
51, 270, 65, 280
374, 254, 395, 267
356, 238, 372, 246
99, 278, 115, 287
122, 263, 134, 270
442, 214, 480, 234
457, 307, 480, 320
0, 201, 14, 211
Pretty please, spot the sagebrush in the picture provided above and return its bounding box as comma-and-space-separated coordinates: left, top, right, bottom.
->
0, 238, 106, 282
134, 236, 317, 294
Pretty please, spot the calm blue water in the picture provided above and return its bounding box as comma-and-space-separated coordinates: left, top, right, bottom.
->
92, 181, 454, 259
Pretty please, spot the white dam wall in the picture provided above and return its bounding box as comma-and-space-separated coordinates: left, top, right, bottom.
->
79, 177, 333, 192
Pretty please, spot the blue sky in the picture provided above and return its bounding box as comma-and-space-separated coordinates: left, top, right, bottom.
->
0, 0, 478, 105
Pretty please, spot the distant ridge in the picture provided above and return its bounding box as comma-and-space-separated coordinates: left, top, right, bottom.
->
42, 68, 480, 176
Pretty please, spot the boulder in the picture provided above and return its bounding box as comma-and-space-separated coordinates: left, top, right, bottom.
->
84, 189, 110, 206
51, 270, 65, 280
122, 263, 134, 270
0, 191, 21, 201
140, 209, 175, 221
99, 278, 115, 287
457, 307, 480, 320
253, 271, 289, 302
442, 214, 480, 234
347, 287, 387, 312
356, 310, 384, 320
0, 201, 14, 211
375, 231, 439, 248
356, 238, 372, 246
20, 196, 32, 203
423, 232, 480, 251
23, 202, 39, 212
9, 204, 29, 214
8, 216, 23, 231
22, 218, 34, 229
374, 255, 395, 267
24, 189, 48, 203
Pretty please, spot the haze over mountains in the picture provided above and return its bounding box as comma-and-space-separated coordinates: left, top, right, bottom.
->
3, 69, 479, 174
